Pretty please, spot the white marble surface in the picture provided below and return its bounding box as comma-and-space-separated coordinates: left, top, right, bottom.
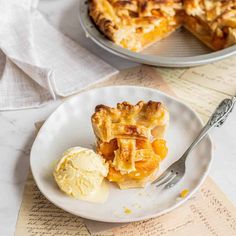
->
0, 1, 235, 236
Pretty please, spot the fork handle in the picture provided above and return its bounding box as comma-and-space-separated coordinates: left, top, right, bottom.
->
180, 96, 236, 162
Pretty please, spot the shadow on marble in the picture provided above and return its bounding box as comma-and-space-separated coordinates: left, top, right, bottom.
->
0, 50, 6, 79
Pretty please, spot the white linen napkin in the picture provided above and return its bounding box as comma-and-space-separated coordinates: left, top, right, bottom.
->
0, 0, 118, 110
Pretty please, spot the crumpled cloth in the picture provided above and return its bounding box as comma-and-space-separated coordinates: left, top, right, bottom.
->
0, 0, 118, 110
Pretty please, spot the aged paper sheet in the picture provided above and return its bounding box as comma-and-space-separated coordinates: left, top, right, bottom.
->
15, 64, 236, 236
180, 57, 236, 96
14, 172, 236, 236
157, 66, 232, 122
14, 173, 90, 236
110, 178, 236, 236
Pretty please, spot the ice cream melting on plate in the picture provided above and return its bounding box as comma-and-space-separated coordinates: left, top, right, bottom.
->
54, 147, 109, 203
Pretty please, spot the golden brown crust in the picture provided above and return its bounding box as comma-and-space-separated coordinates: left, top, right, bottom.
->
183, 0, 236, 50
89, 0, 118, 41
89, 0, 182, 51
184, 22, 218, 50
91, 101, 169, 143
91, 101, 169, 189
89, 0, 236, 51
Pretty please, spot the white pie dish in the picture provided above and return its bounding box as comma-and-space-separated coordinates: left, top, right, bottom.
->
30, 86, 213, 222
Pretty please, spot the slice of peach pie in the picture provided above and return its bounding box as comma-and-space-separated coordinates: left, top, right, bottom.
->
91, 101, 169, 189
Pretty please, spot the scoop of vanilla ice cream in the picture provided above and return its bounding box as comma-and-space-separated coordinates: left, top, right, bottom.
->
54, 147, 108, 199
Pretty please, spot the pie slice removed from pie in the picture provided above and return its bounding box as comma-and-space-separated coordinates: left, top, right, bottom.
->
91, 101, 169, 189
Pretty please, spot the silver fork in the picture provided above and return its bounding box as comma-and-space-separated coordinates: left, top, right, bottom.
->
152, 95, 236, 189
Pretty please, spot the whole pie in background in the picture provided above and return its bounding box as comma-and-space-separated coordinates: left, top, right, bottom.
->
89, 0, 236, 51
91, 101, 169, 189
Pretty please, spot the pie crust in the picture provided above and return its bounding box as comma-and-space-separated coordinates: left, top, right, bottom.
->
91, 101, 169, 189
89, 0, 236, 51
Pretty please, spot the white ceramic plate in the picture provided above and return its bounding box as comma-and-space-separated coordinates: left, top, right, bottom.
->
30, 86, 213, 222
78, 0, 236, 67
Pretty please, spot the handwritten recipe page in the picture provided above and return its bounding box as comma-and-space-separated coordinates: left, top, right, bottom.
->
15, 62, 236, 236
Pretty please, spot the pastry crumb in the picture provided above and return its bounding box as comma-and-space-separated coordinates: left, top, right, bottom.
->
124, 207, 132, 214
180, 189, 189, 198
